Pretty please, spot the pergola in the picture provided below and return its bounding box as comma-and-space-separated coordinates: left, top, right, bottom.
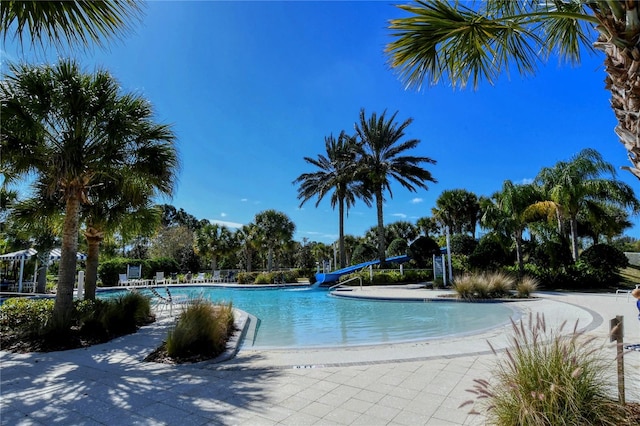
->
0, 248, 87, 292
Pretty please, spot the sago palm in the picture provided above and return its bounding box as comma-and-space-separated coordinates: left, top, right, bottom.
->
387, 0, 640, 180
294, 131, 372, 269
1, 59, 178, 326
354, 109, 437, 265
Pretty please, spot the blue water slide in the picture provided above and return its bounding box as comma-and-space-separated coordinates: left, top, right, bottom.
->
313, 254, 411, 286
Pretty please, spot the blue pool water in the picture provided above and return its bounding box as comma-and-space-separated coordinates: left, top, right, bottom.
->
100, 286, 516, 349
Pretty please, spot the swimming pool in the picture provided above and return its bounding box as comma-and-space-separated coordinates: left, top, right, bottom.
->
101, 286, 517, 349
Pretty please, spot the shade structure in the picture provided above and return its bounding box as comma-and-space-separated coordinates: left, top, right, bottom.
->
0, 248, 87, 292
0, 248, 86, 261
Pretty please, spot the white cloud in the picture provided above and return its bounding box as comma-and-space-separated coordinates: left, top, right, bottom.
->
210, 219, 243, 229
410, 198, 423, 204
240, 198, 248, 202
392, 213, 407, 219
221, 212, 227, 217
519, 178, 534, 184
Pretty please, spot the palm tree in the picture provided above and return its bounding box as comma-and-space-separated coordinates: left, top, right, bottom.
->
294, 131, 372, 269
481, 180, 542, 275
534, 148, 639, 260
1, 0, 143, 50
195, 223, 233, 273
386, 0, 640, 179
416, 215, 439, 237
577, 203, 633, 245
235, 224, 260, 272
1, 59, 178, 326
432, 189, 480, 237
82, 191, 160, 300
354, 109, 437, 265
254, 210, 295, 271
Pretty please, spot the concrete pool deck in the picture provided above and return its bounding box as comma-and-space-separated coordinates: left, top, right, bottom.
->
1, 287, 639, 425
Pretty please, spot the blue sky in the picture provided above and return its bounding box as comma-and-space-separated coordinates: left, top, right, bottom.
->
3, 1, 639, 242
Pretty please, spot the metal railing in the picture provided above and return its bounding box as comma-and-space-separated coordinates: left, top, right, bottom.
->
329, 276, 363, 291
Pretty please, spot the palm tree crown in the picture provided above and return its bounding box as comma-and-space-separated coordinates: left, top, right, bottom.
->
1, 0, 143, 50
354, 108, 437, 264
294, 131, 372, 268
386, 0, 640, 179
1, 59, 178, 325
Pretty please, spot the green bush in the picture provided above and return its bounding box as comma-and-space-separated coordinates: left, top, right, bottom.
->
0, 297, 55, 335
450, 234, 478, 256
408, 236, 441, 268
98, 258, 180, 286
166, 299, 234, 359
465, 314, 628, 425
579, 243, 629, 283
468, 237, 512, 270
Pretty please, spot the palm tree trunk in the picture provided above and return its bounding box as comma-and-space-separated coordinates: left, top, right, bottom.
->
267, 246, 274, 272
338, 197, 346, 269
514, 230, 524, 277
84, 234, 102, 300
53, 194, 82, 328
569, 217, 579, 261
211, 255, 218, 273
594, 35, 640, 180
376, 189, 386, 264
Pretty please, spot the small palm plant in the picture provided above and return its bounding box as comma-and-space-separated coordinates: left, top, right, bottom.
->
463, 313, 628, 425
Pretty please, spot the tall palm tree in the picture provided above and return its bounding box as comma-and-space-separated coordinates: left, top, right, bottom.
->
432, 189, 480, 237
386, 0, 640, 179
416, 215, 439, 237
480, 180, 542, 275
534, 148, 639, 260
1, 59, 178, 326
254, 210, 295, 272
294, 131, 372, 269
195, 223, 233, 273
354, 109, 437, 265
1, 0, 143, 50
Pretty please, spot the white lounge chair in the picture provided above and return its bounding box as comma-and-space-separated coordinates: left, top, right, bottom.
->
212, 270, 222, 282
193, 272, 207, 283
155, 271, 166, 285
118, 274, 129, 286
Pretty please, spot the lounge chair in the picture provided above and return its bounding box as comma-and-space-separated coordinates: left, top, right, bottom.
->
212, 270, 222, 282
155, 271, 166, 285
118, 274, 129, 286
193, 272, 207, 283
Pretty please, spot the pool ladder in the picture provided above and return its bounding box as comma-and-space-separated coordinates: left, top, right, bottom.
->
329, 276, 363, 291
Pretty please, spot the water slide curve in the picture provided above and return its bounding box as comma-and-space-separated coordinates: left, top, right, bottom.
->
313, 254, 411, 287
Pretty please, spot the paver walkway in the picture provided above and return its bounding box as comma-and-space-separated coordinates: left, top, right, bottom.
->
1, 289, 639, 425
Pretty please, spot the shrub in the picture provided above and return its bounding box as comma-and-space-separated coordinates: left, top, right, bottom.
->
516, 276, 539, 298
450, 234, 478, 256
465, 314, 628, 425
387, 238, 408, 257
579, 243, 629, 283
0, 297, 55, 335
468, 237, 512, 270
166, 299, 234, 359
408, 236, 440, 268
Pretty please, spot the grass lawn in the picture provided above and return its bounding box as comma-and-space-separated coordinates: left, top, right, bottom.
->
619, 265, 640, 288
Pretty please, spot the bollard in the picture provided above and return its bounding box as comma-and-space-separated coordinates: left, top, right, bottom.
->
610, 315, 625, 405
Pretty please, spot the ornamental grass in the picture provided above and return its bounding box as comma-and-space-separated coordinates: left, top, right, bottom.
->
166, 298, 234, 360
516, 276, 539, 298
463, 313, 628, 425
